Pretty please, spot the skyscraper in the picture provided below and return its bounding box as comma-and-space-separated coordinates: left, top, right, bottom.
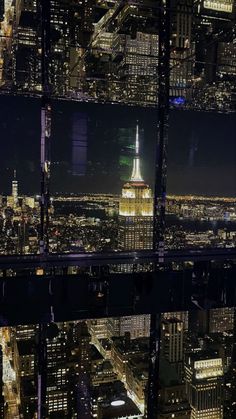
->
112, 31, 158, 105
170, 0, 194, 100
108, 315, 150, 340
194, 0, 235, 84
12, 169, 18, 207
0, 346, 4, 417
161, 318, 184, 381
118, 122, 153, 250
12, 0, 41, 91
209, 307, 234, 334
224, 308, 236, 418
110, 123, 153, 340
185, 352, 224, 419
158, 358, 191, 419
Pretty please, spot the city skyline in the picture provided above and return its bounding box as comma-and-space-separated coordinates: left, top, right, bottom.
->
0, 2, 236, 417
0, 96, 235, 197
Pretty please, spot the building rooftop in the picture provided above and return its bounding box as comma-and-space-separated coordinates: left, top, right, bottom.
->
99, 395, 142, 418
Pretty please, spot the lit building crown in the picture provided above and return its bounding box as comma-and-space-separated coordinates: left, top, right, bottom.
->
118, 123, 153, 250
130, 123, 143, 183
119, 123, 153, 219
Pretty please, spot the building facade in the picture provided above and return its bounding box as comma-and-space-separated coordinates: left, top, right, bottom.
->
185, 352, 224, 419
118, 123, 153, 250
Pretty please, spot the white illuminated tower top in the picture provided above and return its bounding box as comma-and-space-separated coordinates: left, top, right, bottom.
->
119, 123, 153, 218
12, 169, 18, 206
119, 123, 153, 250
130, 123, 143, 182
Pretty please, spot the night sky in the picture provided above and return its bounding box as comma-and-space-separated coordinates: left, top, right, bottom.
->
0, 95, 235, 196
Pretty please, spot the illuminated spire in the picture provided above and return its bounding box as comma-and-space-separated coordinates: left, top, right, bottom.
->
12, 169, 18, 206
130, 122, 143, 182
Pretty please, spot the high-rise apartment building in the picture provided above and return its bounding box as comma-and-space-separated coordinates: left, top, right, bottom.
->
185, 352, 224, 419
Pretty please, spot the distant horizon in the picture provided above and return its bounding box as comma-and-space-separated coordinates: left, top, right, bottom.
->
0, 97, 235, 197
1, 190, 235, 201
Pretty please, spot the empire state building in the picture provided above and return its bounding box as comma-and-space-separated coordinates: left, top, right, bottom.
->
108, 124, 152, 341
118, 123, 153, 250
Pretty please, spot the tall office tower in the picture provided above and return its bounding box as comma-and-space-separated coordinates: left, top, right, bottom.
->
17, 219, 29, 254
12, 0, 93, 95
12, 0, 41, 91
231, 308, 236, 418
49, 0, 71, 95
17, 337, 37, 418
217, 42, 236, 80
185, 352, 224, 419
193, 0, 235, 83
12, 169, 18, 207
46, 322, 91, 417
163, 311, 189, 331
45, 324, 71, 417
13, 322, 92, 418
112, 31, 158, 105
0, 0, 14, 86
118, 123, 153, 250
224, 308, 236, 418
209, 307, 234, 333
112, 123, 152, 340
73, 322, 92, 418
10, 325, 37, 417
161, 318, 184, 380
170, 0, 194, 99
0, 346, 4, 417
88, 318, 108, 343
81, 0, 159, 104
69, 0, 95, 93
108, 315, 150, 340
158, 359, 191, 419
